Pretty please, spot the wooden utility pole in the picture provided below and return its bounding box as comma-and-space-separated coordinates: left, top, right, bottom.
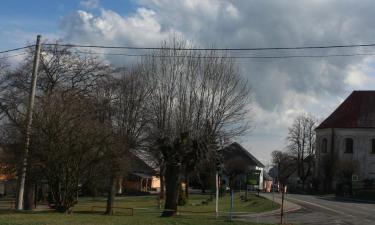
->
17, 35, 42, 210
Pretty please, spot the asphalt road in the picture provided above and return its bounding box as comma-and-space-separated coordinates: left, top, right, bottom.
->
242, 193, 375, 225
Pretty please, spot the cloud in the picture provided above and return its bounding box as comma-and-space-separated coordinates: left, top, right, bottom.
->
61, 8, 178, 46
80, 0, 100, 9
60, 0, 375, 163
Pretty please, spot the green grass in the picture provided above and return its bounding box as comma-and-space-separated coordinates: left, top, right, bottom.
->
0, 193, 278, 225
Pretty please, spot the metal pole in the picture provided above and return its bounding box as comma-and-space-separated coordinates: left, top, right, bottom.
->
230, 188, 234, 221
215, 172, 219, 216
17, 35, 42, 210
272, 177, 275, 206
215, 172, 219, 218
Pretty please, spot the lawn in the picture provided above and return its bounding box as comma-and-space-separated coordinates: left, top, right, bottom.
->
0, 193, 278, 225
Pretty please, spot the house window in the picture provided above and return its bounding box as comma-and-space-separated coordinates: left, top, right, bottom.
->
322, 138, 328, 153
371, 139, 375, 154
345, 138, 353, 153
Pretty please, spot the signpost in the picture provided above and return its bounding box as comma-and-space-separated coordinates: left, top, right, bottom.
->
215, 172, 219, 218
280, 186, 285, 224
247, 170, 261, 186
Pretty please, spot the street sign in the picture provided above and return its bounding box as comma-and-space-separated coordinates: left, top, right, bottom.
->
247, 170, 261, 185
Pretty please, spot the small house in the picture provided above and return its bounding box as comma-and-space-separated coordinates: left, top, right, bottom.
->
221, 142, 265, 190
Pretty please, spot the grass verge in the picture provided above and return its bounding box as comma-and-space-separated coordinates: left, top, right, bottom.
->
0, 193, 278, 225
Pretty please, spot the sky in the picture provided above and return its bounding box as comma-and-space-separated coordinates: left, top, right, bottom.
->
2, 0, 375, 165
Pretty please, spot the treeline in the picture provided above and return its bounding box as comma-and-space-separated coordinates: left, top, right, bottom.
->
0, 38, 251, 215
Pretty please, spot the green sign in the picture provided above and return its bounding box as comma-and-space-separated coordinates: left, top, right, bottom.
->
247, 170, 261, 185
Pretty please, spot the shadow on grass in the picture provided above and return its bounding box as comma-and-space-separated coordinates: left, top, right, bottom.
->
0, 209, 56, 215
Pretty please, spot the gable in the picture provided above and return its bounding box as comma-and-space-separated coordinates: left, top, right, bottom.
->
317, 91, 375, 129
221, 142, 264, 168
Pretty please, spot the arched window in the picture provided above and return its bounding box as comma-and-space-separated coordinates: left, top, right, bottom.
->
322, 138, 328, 153
371, 139, 375, 154
345, 138, 353, 153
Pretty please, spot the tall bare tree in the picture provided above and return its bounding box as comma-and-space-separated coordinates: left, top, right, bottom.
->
96, 66, 152, 215
143, 38, 252, 216
286, 114, 317, 190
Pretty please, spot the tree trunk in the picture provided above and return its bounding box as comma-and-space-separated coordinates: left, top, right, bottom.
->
302, 180, 305, 191
245, 184, 248, 200
159, 175, 165, 198
161, 163, 181, 217
184, 170, 189, 199
105, 175, 117, 215
159, 164, 165, 199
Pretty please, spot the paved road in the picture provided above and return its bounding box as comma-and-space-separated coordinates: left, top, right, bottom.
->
243, 193, 375, 225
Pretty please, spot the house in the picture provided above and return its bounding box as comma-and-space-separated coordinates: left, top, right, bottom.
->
221, 142, 265, 190
119, 153, 160, 194
0, 145, 160, 197
263, 172, 273, 192
0, 146, 17, 197
315, 91, 375, 191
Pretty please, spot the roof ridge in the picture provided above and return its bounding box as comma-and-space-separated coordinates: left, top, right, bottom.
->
226, 142, 265, 168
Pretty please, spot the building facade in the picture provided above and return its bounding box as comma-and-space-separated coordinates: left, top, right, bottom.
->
315, 91, 375, 190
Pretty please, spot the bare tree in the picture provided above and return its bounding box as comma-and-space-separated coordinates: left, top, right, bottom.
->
335, 160, 359, 195
143, 37, 252, 216
271, 150, 296, 186
286, 114, 317, 190
96, 66, 152, 215
224, 157, 248, 191
0, 45, 111, 212
32, 91, 107, 212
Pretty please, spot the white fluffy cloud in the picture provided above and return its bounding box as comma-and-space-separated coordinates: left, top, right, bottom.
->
60, 0, 375, 163
62, 8, 177, 46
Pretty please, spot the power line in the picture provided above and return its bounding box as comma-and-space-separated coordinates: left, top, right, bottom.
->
63, 50, 375, 59
0, 52, 29, 60
0, 45, 34, 54
43, 42, 375, 51
1, 43, 375, 62
1, 42, 375, 56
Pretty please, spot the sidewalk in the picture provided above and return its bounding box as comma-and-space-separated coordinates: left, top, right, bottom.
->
261, 192, 301, 214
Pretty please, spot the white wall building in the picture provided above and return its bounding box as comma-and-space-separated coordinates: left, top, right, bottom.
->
222, 142, 265, 190
315, 91, 375, 190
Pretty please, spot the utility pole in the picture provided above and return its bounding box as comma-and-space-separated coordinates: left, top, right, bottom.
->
17, 35, 42, 210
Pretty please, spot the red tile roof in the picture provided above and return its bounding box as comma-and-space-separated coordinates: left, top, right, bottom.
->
316, 91, 375, 129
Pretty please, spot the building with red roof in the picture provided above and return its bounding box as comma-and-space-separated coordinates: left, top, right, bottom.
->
315, 91, 375, 191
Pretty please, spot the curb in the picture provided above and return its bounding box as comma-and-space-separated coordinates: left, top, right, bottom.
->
334, 196, 375, 204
